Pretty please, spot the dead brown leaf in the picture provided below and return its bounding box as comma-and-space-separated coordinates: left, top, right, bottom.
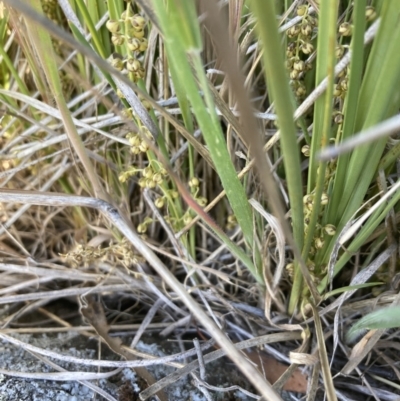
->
246, 351, 308, 393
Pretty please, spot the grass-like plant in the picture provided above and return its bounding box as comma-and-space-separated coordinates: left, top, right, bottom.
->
2, 0, 400, 399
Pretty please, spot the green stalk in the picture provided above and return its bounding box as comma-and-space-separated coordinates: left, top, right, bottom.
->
249, 0, 305, 310
301, 0, 338, 276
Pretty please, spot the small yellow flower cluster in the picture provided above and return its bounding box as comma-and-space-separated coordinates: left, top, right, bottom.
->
106, 10, 148, 82
334, 6, 376, 102
41, 0, 59, 23
137, 216, 153, 234
286, 5, 317, 101
226, 214, 237, 231
299, 191, 336, 281
188, 177, 207, 207
119, 162, 168, 187
60, 243, 106, 267
61, 240, 143, 270
139, 165, 168, 189
108, 238, 144, 269
126, 125, 153, 155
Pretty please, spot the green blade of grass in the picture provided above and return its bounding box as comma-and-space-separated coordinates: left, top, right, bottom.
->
325, 0, 366, 225
249, 0, 307, 312
337, 1, 400, 224
307, 0, 338, 188
73, 0, 108, 59
150, 0, 257, 260
346, 306, 400, 344
322, 282, 383, 300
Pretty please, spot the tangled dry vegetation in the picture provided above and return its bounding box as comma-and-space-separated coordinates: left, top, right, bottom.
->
0, 0, 400, 400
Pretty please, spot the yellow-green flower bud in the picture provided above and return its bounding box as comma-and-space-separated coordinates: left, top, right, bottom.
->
315, 237, 324, 249
197, 197, 207, 207
307, 260, 315, 271
300, 42, 314, 55
143, 166, 153, 178
126, 58, 141, 72
286, 42, 296, 57
155, 197, 164, 208
132, 29, 145, 39
111, 34, 125, 46
139, 141, 149, 153
170, 190, 179, 199
333, 84, 342, 97
324, 224, 336, 236
333, 112, 344, 125
227, 215, 237, 224
296, 85, 306, 98
303, 194, 314, 204
127, 37, 141, 52
321, 193, 329, 205
110, 56, 124, 71
307, 16, 318, 27
290, 69, 299, 80
286, 263, 294, 274
131, 15, 146, 31
139, 38, 148, 52
134, 68, 145, 80
293, 60, 305, 72
153, 173, 163, 184
146, 179, 156, 189
339, 22, 352, 36
128, 134, 141, 147
137, 223, 147, 234
297, 5, 308, 16
121, 108, 133, 119
365, 6, 376, 22
118, 172, 127, 183
287, 25, 300, 38
106, 19, 120, 34
189, 177, 200, 188
305, 62, 313, 71
301, 145, 310, 157
335, 45, 344, 59
138, 177, 146, 187
301, 23, 312, 37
